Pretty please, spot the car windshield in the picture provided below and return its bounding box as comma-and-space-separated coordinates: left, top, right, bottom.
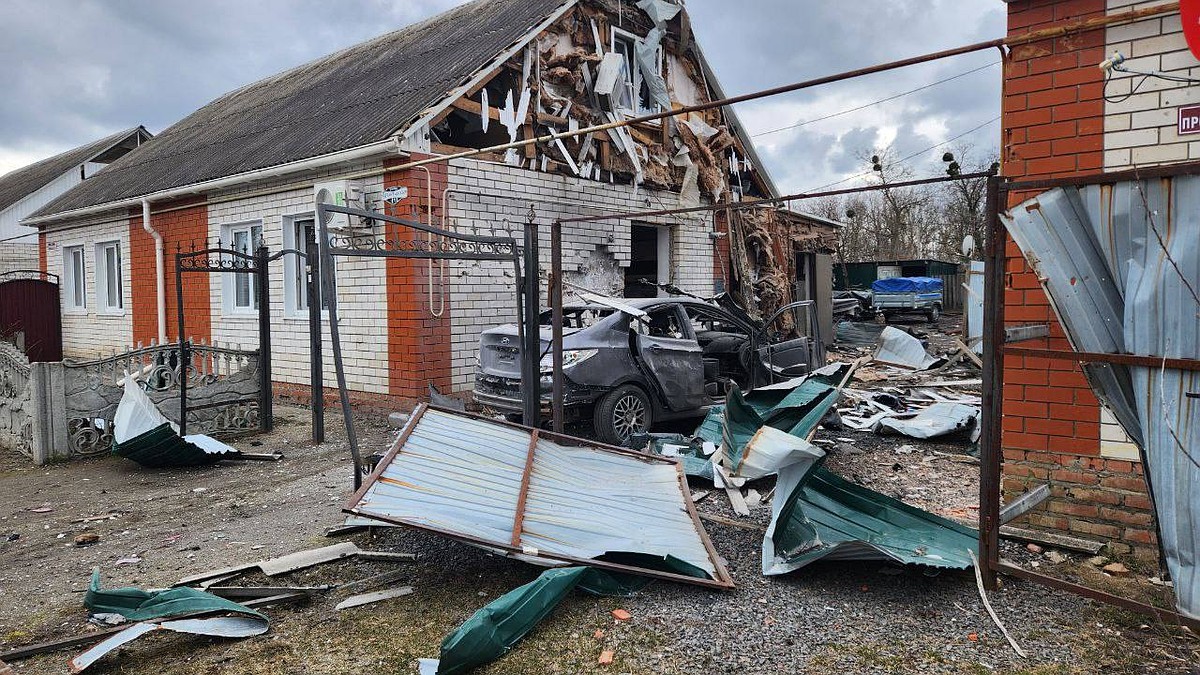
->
538, 307, 614, 329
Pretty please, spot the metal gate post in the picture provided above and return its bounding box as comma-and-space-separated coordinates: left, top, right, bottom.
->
307, 242, 324, 444
979, 174, 1005, 591
550, 220, 564, 433
175, 251, 188, 436
256, 246, 274, 433
521, 209, 541, 428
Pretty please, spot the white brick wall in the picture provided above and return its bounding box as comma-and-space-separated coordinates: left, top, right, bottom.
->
1105, 1, 1200, 170
45, 218, 133, 358
206, 162, 389, 395
443, 158, 714, 391
0, 243, 37, 275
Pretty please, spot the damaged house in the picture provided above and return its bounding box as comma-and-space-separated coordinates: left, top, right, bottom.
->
21, 0, 840, 405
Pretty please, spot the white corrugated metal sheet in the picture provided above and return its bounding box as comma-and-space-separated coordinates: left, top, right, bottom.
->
1003, 175, 1200, 620
347, 406, 731, 588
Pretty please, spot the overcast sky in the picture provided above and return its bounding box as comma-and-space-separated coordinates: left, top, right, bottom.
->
0, 0, 1005, 194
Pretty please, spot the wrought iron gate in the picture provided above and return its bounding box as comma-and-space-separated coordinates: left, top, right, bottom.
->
315, 202, 531, 489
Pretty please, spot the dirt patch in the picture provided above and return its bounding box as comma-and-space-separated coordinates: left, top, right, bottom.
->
1, 403, 1196, 674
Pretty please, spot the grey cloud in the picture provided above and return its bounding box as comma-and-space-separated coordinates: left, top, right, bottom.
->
0, 0, 1005, 192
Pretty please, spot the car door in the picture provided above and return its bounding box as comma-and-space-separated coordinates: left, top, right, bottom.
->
634, 304, 706, 411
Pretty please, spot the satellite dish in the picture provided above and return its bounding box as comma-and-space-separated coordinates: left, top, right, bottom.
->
962, 235, 976, 258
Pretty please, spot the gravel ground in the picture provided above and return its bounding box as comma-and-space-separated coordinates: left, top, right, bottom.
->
1, 391, 1197, 673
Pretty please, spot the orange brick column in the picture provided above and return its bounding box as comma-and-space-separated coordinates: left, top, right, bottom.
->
1001, 0, 1154, 553
383, 156, 453, 402
38, 234, 47, 273
128, 198, 211, 346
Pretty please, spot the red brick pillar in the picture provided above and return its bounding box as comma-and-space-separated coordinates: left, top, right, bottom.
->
128, 198, 211, 345
383, 156, 453, 403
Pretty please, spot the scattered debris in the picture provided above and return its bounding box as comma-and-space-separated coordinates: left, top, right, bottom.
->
874, 326, 940, 370
611, 608, 631, 621
73, 568, 271, 671
875, 402, 981, 441
73, 533, 100, 547
1103, 562, 1131, 576
764, 452, 978, 575
598, 650, 614, 665
1045, 551, 1068, 564
176, 542, 394, 586
114, 556, 141, 566
334, 586, 415, 611
999, 526, 1105, 555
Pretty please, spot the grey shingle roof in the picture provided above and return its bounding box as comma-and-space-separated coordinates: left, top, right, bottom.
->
34, 0, 570, 219
0, 127, 148, 214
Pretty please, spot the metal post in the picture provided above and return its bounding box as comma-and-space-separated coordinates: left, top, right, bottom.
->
551, 220, 564, 433
175, 250, 188, 436
307, 242, 324, 444
521, 208, 541, 428
316, 205, 364, 490
979, 174, 1005, 591
256, 246, 274, 433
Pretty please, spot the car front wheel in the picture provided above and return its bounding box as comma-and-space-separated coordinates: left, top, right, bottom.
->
593, 384, 652, 446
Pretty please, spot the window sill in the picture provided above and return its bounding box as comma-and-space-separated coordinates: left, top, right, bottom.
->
63, 308, 88, 317
96, 309, 127, 317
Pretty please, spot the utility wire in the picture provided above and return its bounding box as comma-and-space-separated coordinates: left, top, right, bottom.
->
752, 61, 1000, 138
802, 115, 1001, 194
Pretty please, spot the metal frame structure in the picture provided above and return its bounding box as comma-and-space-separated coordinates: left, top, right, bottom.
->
175, 245, 275, 437
343, 403, 735, 589
979, 162, 1200, 632
314, 203, 527, 490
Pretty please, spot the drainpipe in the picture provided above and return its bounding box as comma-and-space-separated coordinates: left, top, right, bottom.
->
142, 199, 167, 345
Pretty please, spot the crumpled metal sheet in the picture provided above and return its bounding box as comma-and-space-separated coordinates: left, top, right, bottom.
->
835, 321, 886, 347
875, 402, 981, 441
75, 569, 268, 672
433, 563, 680, 675
1003, 175, 1200, 620
112, 373, 238, 467
636, 0, 681, 26
636, 28, 671, 110
763, 460, 978, 575
72, 616, 268, 672
345, 406, 731, 588
874, 326, 938, 369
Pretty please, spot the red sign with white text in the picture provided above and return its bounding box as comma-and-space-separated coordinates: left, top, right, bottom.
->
1184, 0, 1200, 61
1180, 104, 1200, 136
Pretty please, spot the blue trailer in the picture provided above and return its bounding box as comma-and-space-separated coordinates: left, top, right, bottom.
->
870, 276, 944, 323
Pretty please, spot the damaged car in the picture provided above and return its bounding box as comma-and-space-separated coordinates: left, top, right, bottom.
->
474, 294, 823, 444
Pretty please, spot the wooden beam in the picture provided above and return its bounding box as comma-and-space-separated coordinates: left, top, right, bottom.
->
453, 97, 500, 121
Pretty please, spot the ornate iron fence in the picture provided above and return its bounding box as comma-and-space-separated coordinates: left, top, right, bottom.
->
62, 341, 261, 458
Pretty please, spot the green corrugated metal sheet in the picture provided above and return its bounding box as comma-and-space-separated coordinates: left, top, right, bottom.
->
764, 462, 978, 575
112, 423, 228, 468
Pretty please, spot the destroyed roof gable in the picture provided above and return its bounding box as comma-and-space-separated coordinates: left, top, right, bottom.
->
30, 0, 574, 221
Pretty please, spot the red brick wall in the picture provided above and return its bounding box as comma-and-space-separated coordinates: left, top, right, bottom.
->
382, 157, 453, 402
1002, 0, 1154, 553
128, 198, 211, 346
38, 233, 47, 273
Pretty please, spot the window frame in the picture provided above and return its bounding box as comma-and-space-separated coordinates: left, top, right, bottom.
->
221, 221, 263, 315
282, 213, 330, 317
94, 240, 124, 314
610, 27, 664, 118
62, 244, 87, 313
